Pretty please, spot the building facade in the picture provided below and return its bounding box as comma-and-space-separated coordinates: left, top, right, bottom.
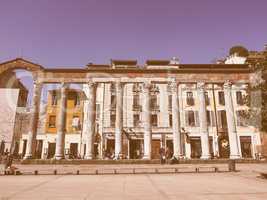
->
0, 52, 263, 160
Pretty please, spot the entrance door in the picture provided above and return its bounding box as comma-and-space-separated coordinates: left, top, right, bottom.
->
129, 139, 142, 159
70, 143, 78, 159
35, 140, 43, 159
166, 140, 173, 158
47, 142, 56, 159
106, 139, 115, 158
190, 137, 201, 158
218, 135, 230, 158
240, 136, 252, 158
152, 139, 160, 159
22, 140, 27, 157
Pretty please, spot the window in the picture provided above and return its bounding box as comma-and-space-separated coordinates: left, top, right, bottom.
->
168, 95, 172, 110
150, 95, 158, 110
206, 111, 215, 127
111, 95, 116, 110
110, 114, 116, 127
51, 91, 57, 106
74, 93, 80, 106
169, 114, 172, 127
186, 92, 194, 106
206, 111, 211, 126
72, 116, 80, 130
133, 114, 140, 127
133, 94, 140, 107
48, 115, 56, 128
188, 111, 195, 126
205, 92, 210, 105
236, 110, 248, 126
236, 91, 244, 105
218, 91, 225, 105
217, 110, 227, 129
151, 114, 158, 127
185, 111, 199, 127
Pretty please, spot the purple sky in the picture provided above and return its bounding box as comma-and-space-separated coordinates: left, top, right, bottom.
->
0, 0, 266, 67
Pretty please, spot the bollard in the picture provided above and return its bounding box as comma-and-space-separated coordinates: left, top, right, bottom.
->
34, 170, 38, 175
155, 169, 158, 174
95, 169, 98, 175
228, 160, 236, 172
76, 170, 80, 175
195, 168, 199, 173
214, 167, 218, 173
54, 170, 57, 175
114, 169, 117, 174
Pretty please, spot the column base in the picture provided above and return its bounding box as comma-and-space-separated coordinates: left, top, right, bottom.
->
142, 155, 151, 160
23, 154, 33, 160
54, 155, 64, 160
230, 155, 241, 159
200, 154, 211, 160
84, 155, 93, 160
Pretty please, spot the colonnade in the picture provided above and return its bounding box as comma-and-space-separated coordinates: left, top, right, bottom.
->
24, 80, 241, 160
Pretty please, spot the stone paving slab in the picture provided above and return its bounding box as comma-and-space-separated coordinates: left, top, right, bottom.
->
0, 172, 267, 200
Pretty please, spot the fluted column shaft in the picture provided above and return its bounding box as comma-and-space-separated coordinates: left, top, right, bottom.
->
84, 82, 97, 159
24, 80, 43, 159
55, 83, 68, 160
142, 82, 152, 159
224, 81, 240, 159
197, 82, 211, 159
115, 82, 123, 158
170, 81, 181, 158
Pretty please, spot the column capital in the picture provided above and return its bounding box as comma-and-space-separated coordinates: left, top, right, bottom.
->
196, 82, 205, 91
88, 80, 97, 88
223, 80, 232, 89
141, 81, 151, 93
168, 81, 178, 92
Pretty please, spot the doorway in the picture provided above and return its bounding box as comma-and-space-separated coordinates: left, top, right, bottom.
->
190, 137, 201, 158
70, 143, 78, 158
129, 139, 142, 159
240, 136, 252, 158
218, 135, 230, 158
152, 139, 160, 159
47, 142, 56, 159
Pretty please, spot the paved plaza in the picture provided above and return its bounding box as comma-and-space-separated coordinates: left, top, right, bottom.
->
0, 164, 267, 200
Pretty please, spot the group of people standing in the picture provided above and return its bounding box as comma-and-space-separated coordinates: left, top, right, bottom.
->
0, 150, 14, 174
159, 147, 173, 164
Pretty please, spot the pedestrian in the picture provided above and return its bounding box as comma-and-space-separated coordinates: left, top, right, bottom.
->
159, 147, 165, 164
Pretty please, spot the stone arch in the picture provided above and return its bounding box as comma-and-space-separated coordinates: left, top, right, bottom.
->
0, 58, 43, 78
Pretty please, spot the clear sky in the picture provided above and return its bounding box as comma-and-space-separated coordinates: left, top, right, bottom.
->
0, 0, 266, 67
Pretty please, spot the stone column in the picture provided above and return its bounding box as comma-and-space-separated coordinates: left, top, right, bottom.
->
224, 81, 241, 159
170, 81, 181, 159
114, 81, 123, 159
197, 82, 211, 159
142, 82, 152, 159
54, 83, 68, 160
84, 82, 97, 159
24, 80, 43, 159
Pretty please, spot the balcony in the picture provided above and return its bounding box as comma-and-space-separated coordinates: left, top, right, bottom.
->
150, 105, 160, 112
133, 104, 142, 111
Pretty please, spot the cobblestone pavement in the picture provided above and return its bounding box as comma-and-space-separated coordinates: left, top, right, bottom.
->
0, 164, 266, 200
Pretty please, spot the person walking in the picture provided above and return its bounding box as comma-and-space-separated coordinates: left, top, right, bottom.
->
159, 147, 165, 164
